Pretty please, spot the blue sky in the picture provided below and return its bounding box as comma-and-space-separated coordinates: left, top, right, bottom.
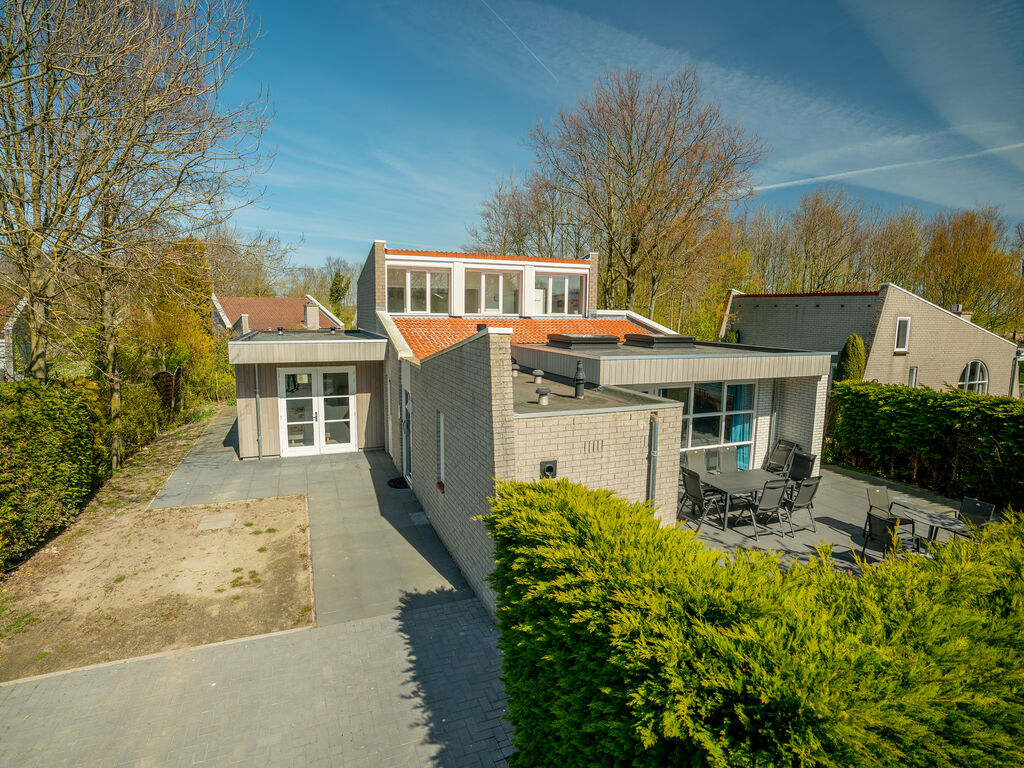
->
229, 0, 1024, 267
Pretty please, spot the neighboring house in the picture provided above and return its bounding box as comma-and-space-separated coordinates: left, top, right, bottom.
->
212, 294, 344, 336
228, 242, 831, 613
1, 294, 28, 381
725, 284, 1022, 398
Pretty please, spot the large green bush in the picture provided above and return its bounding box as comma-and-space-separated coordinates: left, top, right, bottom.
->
485, 479, 1024, 768
834, 333, 866, 382
0, 381, 105, 568
828, 380, 1024, 507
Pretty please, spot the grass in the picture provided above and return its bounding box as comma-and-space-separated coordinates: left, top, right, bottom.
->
0, 594, 39, 639
113, 576, 125, 583
257, 547, 267, 553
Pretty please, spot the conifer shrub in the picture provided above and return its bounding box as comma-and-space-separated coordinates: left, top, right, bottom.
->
828, 380, 1024, 506
834, 333, 867, 382
485, 479, 1024, 767
0, 381, 104, 568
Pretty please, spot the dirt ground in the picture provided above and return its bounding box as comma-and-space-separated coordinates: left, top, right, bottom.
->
0, 420, 314, 683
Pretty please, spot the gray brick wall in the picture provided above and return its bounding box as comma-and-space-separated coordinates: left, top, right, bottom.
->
513, 406, 683, 526
730, 294, 879, 353
865, 285, 1020, 397
356, 242, 386, 334
775, 375, 828, 473
407, 330, 514, 616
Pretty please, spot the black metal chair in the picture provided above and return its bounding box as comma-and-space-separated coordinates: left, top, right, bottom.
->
764, 439, 798, 476
865, 487, 916, 534
781, 476, 821, 536
731, 478, 789, 541
861, 508, 920, 559
717, 445, 738, 474
679, 468, 724, 531
957, 497, 997, 530
785, 450, 817, 498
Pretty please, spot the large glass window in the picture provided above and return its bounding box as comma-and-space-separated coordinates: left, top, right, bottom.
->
534, 273, 584, 315
661, 381, 756, 469
386, 268, 450, 314
465, 271, 520, 314
895, 317, 911, 352
958, 361, 988, 394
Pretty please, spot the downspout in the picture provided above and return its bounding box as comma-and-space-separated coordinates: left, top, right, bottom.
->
768, 378, 780, 449
646, 413, 659, 504
254, 363, 263, 460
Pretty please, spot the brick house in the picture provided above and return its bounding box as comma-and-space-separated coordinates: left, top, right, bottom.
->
0, 293, 28, 380
228, 242, 831, 612
724, 284, 1022, 397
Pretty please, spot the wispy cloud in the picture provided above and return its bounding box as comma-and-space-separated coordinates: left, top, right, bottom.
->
756, 141, 1024, 191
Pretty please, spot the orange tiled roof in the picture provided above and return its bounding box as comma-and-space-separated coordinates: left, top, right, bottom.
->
385, 248, 591, 266
217, 296, 341, 330
391, 316, 649, 359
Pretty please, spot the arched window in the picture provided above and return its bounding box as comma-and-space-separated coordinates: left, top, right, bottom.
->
958, 361, 988, 394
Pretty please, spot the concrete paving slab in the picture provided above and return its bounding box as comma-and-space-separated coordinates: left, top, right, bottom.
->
196, 512, 236, 531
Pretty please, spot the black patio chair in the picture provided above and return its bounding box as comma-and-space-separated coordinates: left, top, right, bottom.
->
718, 445, 738, 474
861, 508, 920, 559
731, 478, 789, 541
865, 487, 916, 534
764, 439, 798, 477
781, 476, 821, 536
957, 497, 997, 531
679, 468, 724, 531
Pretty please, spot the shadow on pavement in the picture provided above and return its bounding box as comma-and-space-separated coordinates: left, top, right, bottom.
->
397, 589, 513, 767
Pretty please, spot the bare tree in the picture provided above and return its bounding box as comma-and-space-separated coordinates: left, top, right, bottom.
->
530, 67, 763, 310
207, 226, 294, 297
788, 187, 867, 292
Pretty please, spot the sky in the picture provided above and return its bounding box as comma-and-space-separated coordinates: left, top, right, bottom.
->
228, 0, 1024, 267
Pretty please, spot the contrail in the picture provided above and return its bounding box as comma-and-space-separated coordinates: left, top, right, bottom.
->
754, 140, 1024, 191
479, 0, 558, 82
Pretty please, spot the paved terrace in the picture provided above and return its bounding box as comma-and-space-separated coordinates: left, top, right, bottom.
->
686, 464, 963, 568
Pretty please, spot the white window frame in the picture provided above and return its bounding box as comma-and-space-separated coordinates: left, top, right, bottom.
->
907, 366, 918, 388
659, 381, 757, 469
464, 269, 521, 315
277, 365, 358, 457
958, 360, 989, 394
894, 316, 911, 353
386, 268, 450, 314
533, 272, 585, 315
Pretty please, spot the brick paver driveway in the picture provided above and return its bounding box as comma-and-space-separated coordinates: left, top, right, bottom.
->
0, 409, 513, 767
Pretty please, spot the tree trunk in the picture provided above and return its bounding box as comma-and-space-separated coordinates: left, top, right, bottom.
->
25, 251, 52, 382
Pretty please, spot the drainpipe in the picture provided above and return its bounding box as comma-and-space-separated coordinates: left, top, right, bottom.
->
254, 363, 263, 460
768, 378, 780, 451
646, 413, 659, 504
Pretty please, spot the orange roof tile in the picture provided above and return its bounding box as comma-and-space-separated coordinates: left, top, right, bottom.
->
385, 248, 591, 266
391, 316, 649, 359
217, 296, 341, 330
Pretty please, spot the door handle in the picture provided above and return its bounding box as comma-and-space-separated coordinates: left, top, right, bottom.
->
314, 411, 318, 422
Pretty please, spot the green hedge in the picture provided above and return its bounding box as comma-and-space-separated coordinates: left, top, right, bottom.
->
0, 379, 164, 570
485, 479, 1024, 768
0, 382, 104, 568
827, 380, 1024, 507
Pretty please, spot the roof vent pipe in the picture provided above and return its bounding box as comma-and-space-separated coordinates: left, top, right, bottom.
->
512, 362, 520, 378
277, 326, 283, 335
574, 360, 586, 399
536, 386, 550, 406
533, 369, 544, 385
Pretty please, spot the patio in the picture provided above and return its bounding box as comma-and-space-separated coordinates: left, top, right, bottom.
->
682, 464, 965, 570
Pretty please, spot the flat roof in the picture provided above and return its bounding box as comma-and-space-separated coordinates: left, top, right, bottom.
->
227, 329, 387, 365
513, 371, 680, 417
514, 340, 826, 360
234, 329, 384, 342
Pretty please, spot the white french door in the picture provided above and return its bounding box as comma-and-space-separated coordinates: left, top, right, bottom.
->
278, 366, 358, 456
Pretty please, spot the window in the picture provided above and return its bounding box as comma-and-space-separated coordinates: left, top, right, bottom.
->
386, 268, 449, 314
907, 366, 918, 387
465, 271, 520, 314
437, 411, 445, 484
660, 382, 756, 469
895, 317, 911, 352
958, 361, 988, 394
534, 273, 583, 315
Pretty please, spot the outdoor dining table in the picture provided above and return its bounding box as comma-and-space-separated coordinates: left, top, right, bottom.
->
889, 503, 969, 541
700, 469, 782, 531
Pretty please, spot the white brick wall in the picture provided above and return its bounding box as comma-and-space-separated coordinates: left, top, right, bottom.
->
776, 375, 828, 473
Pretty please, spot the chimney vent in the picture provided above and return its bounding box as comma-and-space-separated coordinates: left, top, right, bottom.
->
238, 313, 249, 336
533, 369, 545, 384
277, 326, 283, 335
949, 304, 973, 322
512, 362, 519, 377
304, 302, 319, 329
573, 360, 586, 399
536, 386, 550, 406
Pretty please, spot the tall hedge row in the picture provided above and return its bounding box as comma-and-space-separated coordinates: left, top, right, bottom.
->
0, 380, 163, 570
827, 380, 1024, 507
485, 479, 1024, 768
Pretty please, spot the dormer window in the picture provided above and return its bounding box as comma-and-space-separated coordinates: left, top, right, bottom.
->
387, 268, 449, 314
465, 270, 520, 314
534, 273, 583, 315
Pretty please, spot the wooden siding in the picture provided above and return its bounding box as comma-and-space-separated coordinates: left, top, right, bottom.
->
233, 361, 385, 458
228, 338, 387, 365
511, 344, 830, 386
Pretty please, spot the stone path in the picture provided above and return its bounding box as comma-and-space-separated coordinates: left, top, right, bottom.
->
0, 409, 513, 767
